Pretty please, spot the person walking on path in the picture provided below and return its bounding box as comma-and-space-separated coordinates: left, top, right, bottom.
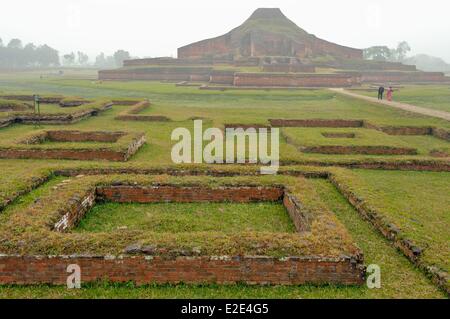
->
378, 86, 385, 100
386, 87, 394, 101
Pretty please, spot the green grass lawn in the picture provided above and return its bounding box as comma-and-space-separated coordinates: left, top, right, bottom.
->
1, 76, 450, 128
348, 170, 450, 274
0, 71, 448, 298
75, 202, 296, 234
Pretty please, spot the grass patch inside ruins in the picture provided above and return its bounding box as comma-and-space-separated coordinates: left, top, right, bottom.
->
349, 169, 450, 274
75, 202, 296, 234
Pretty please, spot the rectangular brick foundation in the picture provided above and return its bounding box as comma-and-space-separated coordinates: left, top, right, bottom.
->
1, 183, 365, 286
0, 131, 146, 162
0, 255, 364, 286
0, 148, 133, 161
270, 119, 364, 128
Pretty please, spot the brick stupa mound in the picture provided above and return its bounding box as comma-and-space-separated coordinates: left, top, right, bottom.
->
178, 8, 363, 60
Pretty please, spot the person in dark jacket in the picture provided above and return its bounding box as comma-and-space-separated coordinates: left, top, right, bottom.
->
378, 86, 385, 100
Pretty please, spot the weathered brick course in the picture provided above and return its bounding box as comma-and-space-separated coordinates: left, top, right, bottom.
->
0, 255, 364, 286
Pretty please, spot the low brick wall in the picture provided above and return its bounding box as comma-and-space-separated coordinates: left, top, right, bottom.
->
115, 100, 170, 122
46, 131, 125, 143
432, 128, 450, 141
377, 126, 433, 136
330, 175, 449, 294
0, 132, 146, 162
0, 148, 128, 161
262, 64, 316, 73
234, 73, 356, 87
0, 102, 31, 112
59, 100, 90, 107
360, 71, 448, 83
210, 71, 236, 85
11, 102, 113, 125
0, 255, 364, 286
96, 185, 285, 204
283, 193, 312, 232
322, 132, 356, 138
54, 185, 285, 232
0, 95, 62, 104
365, 123, 450, 142
270, 119, 364, 128
99, 67, 213, 82
224, 124, 272, 131
116, 114, 170, 122
5, 183, 364, 286
54, 188, 96, 232
0, 117, 15, 128
300, 145, 418, 156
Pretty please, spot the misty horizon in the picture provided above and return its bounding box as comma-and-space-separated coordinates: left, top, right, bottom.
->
1, 0, 450, 63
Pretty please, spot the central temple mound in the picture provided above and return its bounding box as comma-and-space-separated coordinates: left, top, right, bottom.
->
178, 8, 363, 60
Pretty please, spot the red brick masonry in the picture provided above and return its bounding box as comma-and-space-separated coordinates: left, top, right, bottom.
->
0, 131, 146, 162
96, 185, 285, 203
234, 73, 356, 88
0, 255, 364, 286
0, 184, 365, 286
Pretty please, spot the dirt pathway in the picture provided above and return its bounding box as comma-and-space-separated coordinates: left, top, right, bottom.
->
330, 88, 450, 121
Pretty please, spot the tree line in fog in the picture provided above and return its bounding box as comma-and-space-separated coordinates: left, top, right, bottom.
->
0, 37, 132, 69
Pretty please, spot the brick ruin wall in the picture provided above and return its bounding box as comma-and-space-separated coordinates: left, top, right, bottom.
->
45, 131, 125, 143
100, 64, 449, 87
55, 186, 286, 232
116, 114, 170, 122
360, 71, 448, 83
270, 119, 364, 128
1, 101, 113, 128
322, 132, 356, 138
115, 101, 170, 122
123, 57, 233, 67
0, 102, 31, 112
300, 145, 418, 156
0, 184, 364, 286
271, 119, 450, 142
98, 68, 212, 82
0, 132, 146, 162
0, 255, 364, 286
328, 175, 450, 294
178, 35, 232, 59
272, 119, 448, 156
309, 37, 363, 60
316, 60, 417, 72
262, 64, 316, 73
210, 71, 236, 85
0, 95, 62, 104
233, 73, 356, 87
96, 185, 285, 204
177, 32, 363, 61
99, 68, 450, 86
0, 148, 128, 162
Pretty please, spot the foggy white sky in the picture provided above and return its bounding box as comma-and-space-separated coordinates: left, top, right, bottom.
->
1, 0, 450, 61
